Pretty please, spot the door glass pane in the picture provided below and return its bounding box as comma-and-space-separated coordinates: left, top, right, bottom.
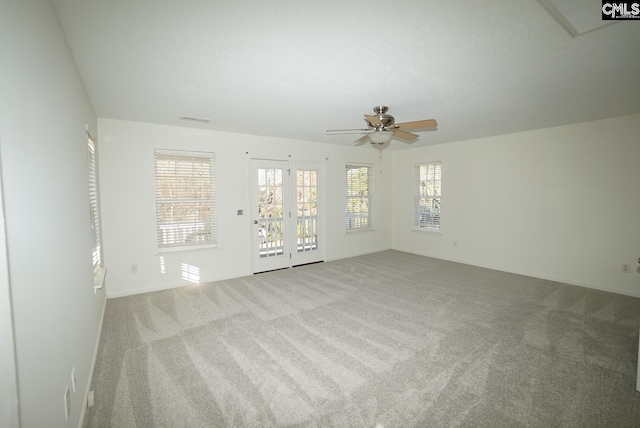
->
258, 168, 284, 258
296, 169, 318, 253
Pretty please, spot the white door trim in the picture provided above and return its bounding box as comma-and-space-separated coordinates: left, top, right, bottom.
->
249, 158, 324, 274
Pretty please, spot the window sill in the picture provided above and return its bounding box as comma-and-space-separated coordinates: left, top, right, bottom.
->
412, 227, 442, 234
157, 244, 219, 254
94, 268, 107, 294
345, 227, 376, 233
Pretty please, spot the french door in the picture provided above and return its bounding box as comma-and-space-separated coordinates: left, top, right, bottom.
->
251, 159, 322, 273
292, 162, 322, 267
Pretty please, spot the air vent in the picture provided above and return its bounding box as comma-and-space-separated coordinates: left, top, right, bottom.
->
180, 116, 211, 123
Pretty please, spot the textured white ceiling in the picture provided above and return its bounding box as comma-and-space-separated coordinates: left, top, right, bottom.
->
538, 0, 616, 35
52, 0, 640, 149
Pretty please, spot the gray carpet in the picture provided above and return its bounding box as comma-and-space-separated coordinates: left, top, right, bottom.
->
84, 250, 640, 427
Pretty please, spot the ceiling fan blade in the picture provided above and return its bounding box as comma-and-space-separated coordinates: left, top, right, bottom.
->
354, 135, 370, 145
327, 128, 371, 133
364, 114, 382, 126
393, 129, 419, 142
395, 119, 438, 130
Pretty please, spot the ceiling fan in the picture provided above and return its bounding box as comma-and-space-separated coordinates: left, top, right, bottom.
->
327, 106, 438, 148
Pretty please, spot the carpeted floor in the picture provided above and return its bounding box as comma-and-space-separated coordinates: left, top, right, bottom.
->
84, 250, 640, 427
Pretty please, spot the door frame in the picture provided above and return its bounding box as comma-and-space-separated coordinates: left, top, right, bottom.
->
249, 157, 325, 274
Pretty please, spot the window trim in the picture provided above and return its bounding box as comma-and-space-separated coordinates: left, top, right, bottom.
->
154, 149, 218, 252
345, 163, 373, 231
413, 161, 442, 232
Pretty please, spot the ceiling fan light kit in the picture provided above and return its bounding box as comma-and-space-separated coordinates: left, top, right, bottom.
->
327, 106, 438, 149
368, 130, 394, 145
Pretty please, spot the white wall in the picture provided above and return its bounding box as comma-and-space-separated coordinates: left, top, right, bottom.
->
392, 113, 640, 297
98, 119, 392, 297
0, 149, 19, 428
0, 1, 106, 427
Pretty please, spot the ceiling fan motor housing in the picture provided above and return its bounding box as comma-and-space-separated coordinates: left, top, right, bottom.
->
370, 105, 395, 129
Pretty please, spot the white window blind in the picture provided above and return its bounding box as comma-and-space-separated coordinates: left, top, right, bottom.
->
414, 161, 442, 230
154, 151, 217, 249
345, 164, 373, 230
87, 132, 102, 272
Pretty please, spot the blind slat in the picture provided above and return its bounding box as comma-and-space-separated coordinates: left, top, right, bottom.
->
155, 150, 217, 248
345, 164, 373, 230
87, 134, 102, 272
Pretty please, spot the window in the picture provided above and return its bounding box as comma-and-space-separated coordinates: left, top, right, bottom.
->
87, 131, 103, 273
154, 150, 217, 249
345, 164, 373, 230
414, 161, 442, 230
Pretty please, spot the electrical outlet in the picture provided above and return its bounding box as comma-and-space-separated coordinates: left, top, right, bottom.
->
64, 385, 71, 420
237, 209, 243, 215
622, 263, 630, 273
71, 367, 77, 393
131, 264, 138, 274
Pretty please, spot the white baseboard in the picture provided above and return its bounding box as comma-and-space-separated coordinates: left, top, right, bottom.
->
394, 249, 640, 299
324, 246, 393, 263
107, 247, 396, 299
78, 293, 107, 428
106, 271, 253, 298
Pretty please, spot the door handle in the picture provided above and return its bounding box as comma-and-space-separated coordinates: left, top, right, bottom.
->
254, 220, 258, 225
